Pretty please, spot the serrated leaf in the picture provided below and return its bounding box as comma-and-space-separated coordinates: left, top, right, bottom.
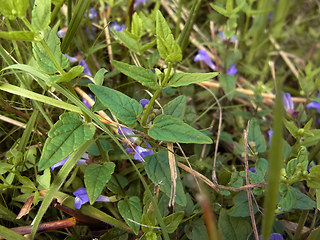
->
148, 114, 212, 144
163, 95, 187, 120
163, 211, 184, 233
111, 29, 140, 52
219, 74, 236, 100
38, 112, 95, 170
89, 84, 142, 126
0, 31, 38, 41
168, 72, 219, 87
156, 11, 182, 63
85, 162, 115, 204
111, 60, 158, 90
94, 68, 108, 86
53, 65, 84, 83
32, 26, 69, 74
31, 0, 51, 32
144, 151, 187, 206
0, 0, 29, 19
118, 196, 142, 234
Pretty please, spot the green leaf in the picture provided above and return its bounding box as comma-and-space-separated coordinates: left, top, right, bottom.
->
278, 185, 296, 212
156, 11, 182, 63
0, 225, 28, 240
131, 12, 143, 40
31, 0, 51, 32
148, 114, 212, 144
38, 112, 95, 170
307, 166, 320, 188
89, 84, 142, 126
210, 3, 228, 17
111, 29, 140, 52
317, 189, 320, 211
185, 219, 209, 240
219, 74, 236, 100
106, 174, 129, 194
227, 191, 258, 217
218, 208, 252, 240
53, 65, 84, 83
168, 72, 219, 87
94, 68, 108, 86
292, 187, 316, 210
0, 31, 38, 41
248, 118, 267, 152
111, 60, 158, 90
307, 226, 320, 240
32, 26, 69, 74
144, 151, 187, 206
163, 95, 187, 120
84, 162, 115, 204
118, 196, 142, 235
163, 211, 184, 233
37, 168, 51, 190
283, 119, 298, 139
0, 0, 29, 19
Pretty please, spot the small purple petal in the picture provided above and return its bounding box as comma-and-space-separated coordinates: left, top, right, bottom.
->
51, 156, 69, 171
134, 143, 153, 162
282, 92, 294, 113
80, 59, 92, 76
230, 35, 237, 43
73, 188, 110, 209
88, 8, 98, 19
57, 29, 66, 38
126, 147, 134, 154
306, 95, 320, 113
226, 64, 238, 75
118, 126, 138, 143
51, 154, 88, 170
134, 0, 148, 8
268, 130, 273, 144
249, 167, 257, 174
96, 195, 110, 202
219, 32, 227, 41
65, 54, 78, 64
82, 94, 93, 109
139, 99, 149, 109
193, 50, 216, 70
269, 233, 284, 240
110, 21, 125, 32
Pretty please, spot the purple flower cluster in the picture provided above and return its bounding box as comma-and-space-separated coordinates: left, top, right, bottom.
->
110, 21, 125, 32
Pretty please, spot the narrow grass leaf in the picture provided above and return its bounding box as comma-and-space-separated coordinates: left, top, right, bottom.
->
118, 196, 142, 234
111, 60, 158, 90
38, 112, 95, 170
0, 225, 27, 240
148, 114, 212, 144
168, 72, 219, 87
0, 31, 38, 41
89, 84, 142, 126
84, 162, 115, 204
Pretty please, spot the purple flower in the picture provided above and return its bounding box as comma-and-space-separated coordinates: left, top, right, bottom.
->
64, 54, 78, 64
57, 27, 67, 38
219, 32, 237, 43
134, 0, 148, 8
82, 94, 94, 109
306, 93, 320, 113
268, 130, 273, 144
88, 8, 97, 19
259, 233, 283, 240
139, 99, 149, 109
73, 188, 110, 209
110, 21, 125, 32
282, 92, 297, 117
51, 154, 88, 171
134, 142, 153, 162
80, 59, 92, 76
118, 126, 138, 143
193, 49, 216, 70
226, 64, 238, 75
249, 167, 257, 174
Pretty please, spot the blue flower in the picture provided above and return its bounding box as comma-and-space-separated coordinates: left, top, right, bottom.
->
193, 50, 216, 70
82, 94, 94, 109
88, 8, 97, 19
219, 32, 237, 43
80, 59, 92, 76
57, 27, 67, 38
110, 21, 125, 32
282, 92, 297, 117
134, 142, 153, 162
134, 0, 148, 8
226, 64, 238, 75
268, 130, 273, 144
118, 126, 138, 143
51, 154, 88, 171
64, 54, 78, 64
306, 93, 320, 113
73, 188, 110, 209
249, 167, 257, 174
139, 99, 149, 109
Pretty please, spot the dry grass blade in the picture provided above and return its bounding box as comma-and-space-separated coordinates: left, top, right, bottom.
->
167, 142, 177, 207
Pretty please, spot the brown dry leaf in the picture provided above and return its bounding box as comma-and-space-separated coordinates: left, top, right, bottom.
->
16, 195, 34, 219
167, 142, 177, 207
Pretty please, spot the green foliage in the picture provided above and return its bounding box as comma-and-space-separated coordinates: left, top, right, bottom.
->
0, 0, 29, 19
148, 114, 212, 144
84, 163, 115, 204
38, 112, 95, 170
168, 72, 219, 87
163, 95, 187, 120
0, 31, 38, 41
219, 74, 236, 100
31, 0, 50, 32
118, 196, 142, 235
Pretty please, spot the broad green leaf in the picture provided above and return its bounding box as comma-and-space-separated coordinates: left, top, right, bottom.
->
219, 74, 236, 100
111, 60, 158, 90
307, 227, 320, 240
227, 191, 258, 217
0, 0, 29, 19
218, 208, 252, 240
283, 119, 298, 139
87, 139, 114, 156
94, 68, 108, 86
131, 12, 143, 40
185, 219, 209, 240
106, 174, 129, 194
148, 114, 212, 144
111, 29, 140, 52
89, 84, 142, 125
156, 11, 182, 63
53, 65, 84, 83
118, 196, 142, 234
0, 31, 38, 41
85, 162, 115, 204
307, 166, 320, 188
32, 0, 51, 32
248, 118, 267, 152
168, 72, 219, 87
37, 168, 51, 190
163, 211, 184, 233
38, 112, 95, 170
32, 26, 69, 74
278, 185, 296, 212
292, 187, 316, 210
163, 95, 187, 120
144, 151, 187, 206
210, 3, 228, 17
